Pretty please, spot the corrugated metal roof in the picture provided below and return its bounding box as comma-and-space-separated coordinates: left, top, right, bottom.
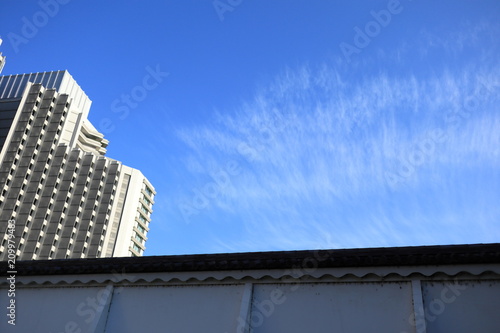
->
2, 243, 499, 276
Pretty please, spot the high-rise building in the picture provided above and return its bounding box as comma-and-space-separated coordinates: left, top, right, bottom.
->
0, 38, 5, 74
0, 70, 155, 260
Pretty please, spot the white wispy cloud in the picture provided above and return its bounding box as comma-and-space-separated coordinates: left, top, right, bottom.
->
170, 22, 500, 252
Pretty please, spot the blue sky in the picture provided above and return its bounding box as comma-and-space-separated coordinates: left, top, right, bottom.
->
1, 0, 499, 255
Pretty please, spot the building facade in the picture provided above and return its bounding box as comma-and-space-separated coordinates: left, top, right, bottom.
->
0, 70, 155, 260
0, 38, 5, 74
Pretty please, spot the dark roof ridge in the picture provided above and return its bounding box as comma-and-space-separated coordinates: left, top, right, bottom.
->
2, 243, 499, 276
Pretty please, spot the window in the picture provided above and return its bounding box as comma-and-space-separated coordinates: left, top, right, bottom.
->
132, 244, 141, 253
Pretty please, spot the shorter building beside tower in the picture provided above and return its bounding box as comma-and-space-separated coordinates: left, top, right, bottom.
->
0, 70, 155, 260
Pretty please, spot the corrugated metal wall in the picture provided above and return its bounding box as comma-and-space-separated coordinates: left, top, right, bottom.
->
1, 275, 499, 332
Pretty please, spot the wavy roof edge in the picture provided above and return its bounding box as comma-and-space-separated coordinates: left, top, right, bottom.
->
2, 243, 499, 277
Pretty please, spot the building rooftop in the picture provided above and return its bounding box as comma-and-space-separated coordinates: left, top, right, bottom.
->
3, 242, 499, 276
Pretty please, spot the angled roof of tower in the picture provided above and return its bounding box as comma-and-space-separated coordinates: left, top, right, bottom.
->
0, 70, 91, 116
